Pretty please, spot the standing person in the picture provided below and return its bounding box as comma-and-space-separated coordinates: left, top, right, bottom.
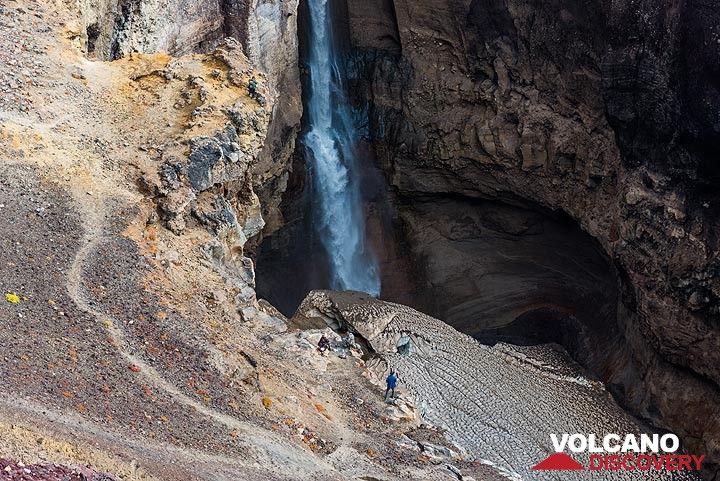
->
317, 334, 330, 355
248, 76, 259, 99
385, 370, 398, 401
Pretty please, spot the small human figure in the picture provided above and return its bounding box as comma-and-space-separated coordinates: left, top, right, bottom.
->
248, 76, 259, 99
385, 370, 398, 401
317, 334, 330, 356
341, 331, 356, 349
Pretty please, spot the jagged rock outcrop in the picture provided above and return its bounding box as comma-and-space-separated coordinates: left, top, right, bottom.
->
119, 40, 284, 324
70, 0, 303, 329
74, 0, 302, 237
341, 0, 720, 476
75, 0, 299, 75
296, 290, 702, 481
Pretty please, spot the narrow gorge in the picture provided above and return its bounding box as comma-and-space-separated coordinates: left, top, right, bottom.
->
0, 0, 718, 480
257, 0, 720, 478
301, 0, 380, 294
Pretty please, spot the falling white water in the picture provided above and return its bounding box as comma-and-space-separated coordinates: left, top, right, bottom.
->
304, 0, 381, 295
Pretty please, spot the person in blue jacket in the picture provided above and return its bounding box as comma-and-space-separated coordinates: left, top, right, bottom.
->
385, 370, 398, 401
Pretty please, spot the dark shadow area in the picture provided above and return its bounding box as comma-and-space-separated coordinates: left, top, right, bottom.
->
383, 194, 627, 383
253, 0, 328, 316
86, 22, 100, 55
255, 0, 409, 316
253, 152, 331, 316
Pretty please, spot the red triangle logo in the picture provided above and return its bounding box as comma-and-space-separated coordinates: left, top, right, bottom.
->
532, 453, 585, 471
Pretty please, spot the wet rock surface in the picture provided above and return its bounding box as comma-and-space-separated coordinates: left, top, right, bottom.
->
342, 0, 720, 475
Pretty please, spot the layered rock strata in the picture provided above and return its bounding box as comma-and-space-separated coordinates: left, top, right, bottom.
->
340, 0, 720, 476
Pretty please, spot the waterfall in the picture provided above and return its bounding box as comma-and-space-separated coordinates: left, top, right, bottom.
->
304, 0, 381, 295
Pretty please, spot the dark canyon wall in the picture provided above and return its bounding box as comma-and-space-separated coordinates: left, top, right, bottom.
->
341, 0, 720, 477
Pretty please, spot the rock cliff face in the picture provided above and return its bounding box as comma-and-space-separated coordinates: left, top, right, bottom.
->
340, 0, 720, 477
73, 0, 302, 234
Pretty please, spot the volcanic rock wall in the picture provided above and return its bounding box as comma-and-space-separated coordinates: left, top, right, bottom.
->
72, 0, 302, 234
341, 0, 720, 477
